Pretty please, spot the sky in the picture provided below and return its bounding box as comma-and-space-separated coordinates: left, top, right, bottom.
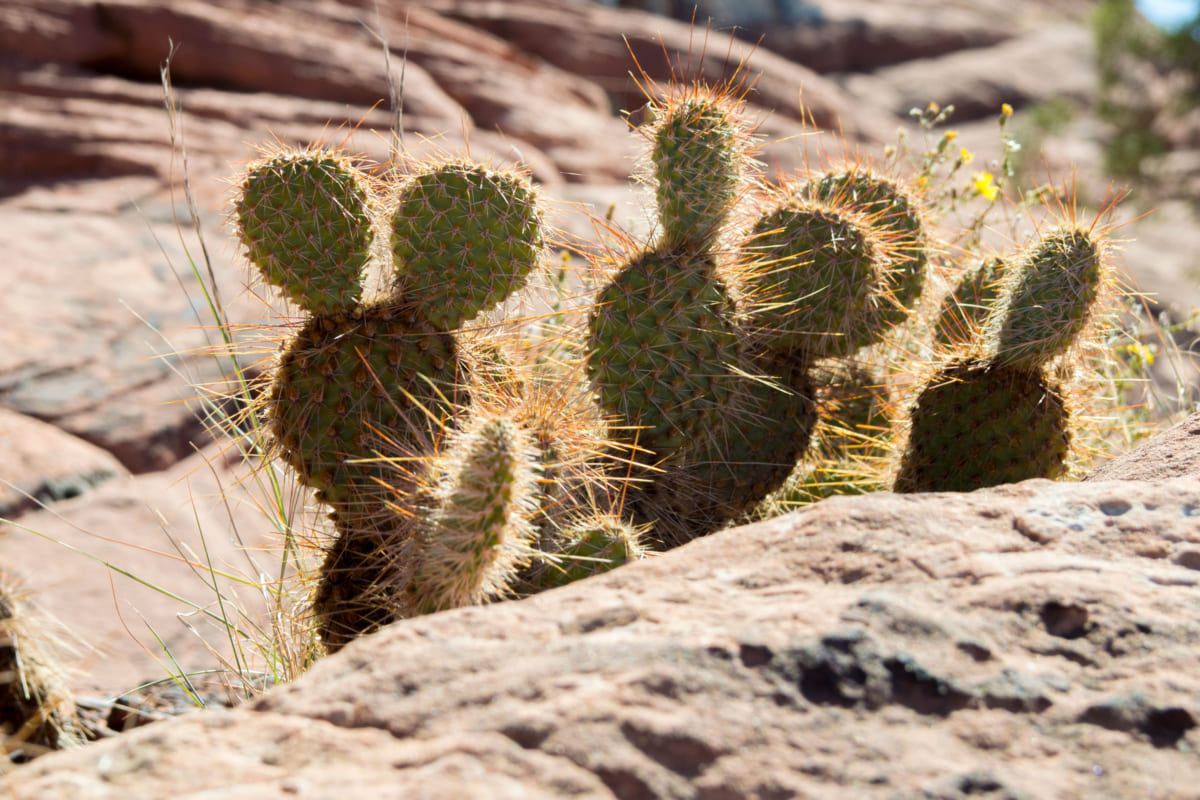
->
1137, 0, 1200, 28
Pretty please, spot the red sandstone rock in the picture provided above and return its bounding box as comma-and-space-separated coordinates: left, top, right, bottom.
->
7, 449, 1200, 796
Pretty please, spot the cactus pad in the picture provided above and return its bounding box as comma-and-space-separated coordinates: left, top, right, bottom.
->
989, 227, 1104, 369
236, 150, 373, 315
652, 94, 744, 247
411, 411, 541, 613
392, 161, 545, 329
536, 518, 645, 589
587, 247, 741, 459
635, 350, 817, 545
894, 358, 1070, 493
746, 199, 887, 359
805, 168, 929, 317
267, 300, 462, 509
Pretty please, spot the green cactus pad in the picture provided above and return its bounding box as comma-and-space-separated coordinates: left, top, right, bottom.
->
805, 169, 929, 318
652, 95, 744, 247
535, 518, 645, 589
392, 161, 545, 329
267, 300, 462, 509
745, 200, 887, 359
411, 412, 541, 613
988, 227, 1104, 369
236, 150, 373, 315
894, 358, 1070, 493
934, 257, 1007, 348
635, 350, 816, 546
587, 247, 741, 460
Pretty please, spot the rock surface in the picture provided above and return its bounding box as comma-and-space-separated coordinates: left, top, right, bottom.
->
1086, 411, 1200, 482
7, 416, 1200, 798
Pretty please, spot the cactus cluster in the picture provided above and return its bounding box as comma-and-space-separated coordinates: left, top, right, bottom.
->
234, 148, 643, 651
228, 77, 1123, 654
895, 226, 1109, 493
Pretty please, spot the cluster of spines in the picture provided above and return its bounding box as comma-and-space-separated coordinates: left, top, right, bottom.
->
234, 147, 657, 649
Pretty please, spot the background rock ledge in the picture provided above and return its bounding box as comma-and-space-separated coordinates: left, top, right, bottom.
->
7, 425, 1200, 798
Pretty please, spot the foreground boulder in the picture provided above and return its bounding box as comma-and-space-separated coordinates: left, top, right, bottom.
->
8, 418, 1200, 798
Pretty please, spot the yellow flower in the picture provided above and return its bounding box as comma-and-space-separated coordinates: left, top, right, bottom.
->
973, 171, 999, 201
1001, 103, 1014, 118
1125, 341, 1156, 366
959, 147, 974, 164
944, 130, 958, 141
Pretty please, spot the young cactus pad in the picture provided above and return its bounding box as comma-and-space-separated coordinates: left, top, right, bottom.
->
410, 410, 541, 614
235, 149, 373, 316
988, 226, 1105, 370
412, 410, 544, 618
392, 161, 546, 330
651, 91, 747, 248
534, 518, 645, 590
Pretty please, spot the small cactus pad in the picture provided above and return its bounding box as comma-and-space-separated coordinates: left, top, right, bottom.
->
988, 227, 1105, 369
536, 518, 645, 589
745, 199, 887, 359
652, 94, 745, 247
894, 358, 1070, 493
392, 161, 545, 329
267, 300, 462, 509
805, 168, 929, 316
934, 257, 1007, 348
587, 247, 741, 459
236, 150, 373, 315
411, 411, 541, 613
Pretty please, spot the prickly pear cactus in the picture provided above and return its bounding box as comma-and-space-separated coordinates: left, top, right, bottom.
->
743, 195, 890, 359
233, 146, 551, 649
895, 225, 1110, 493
